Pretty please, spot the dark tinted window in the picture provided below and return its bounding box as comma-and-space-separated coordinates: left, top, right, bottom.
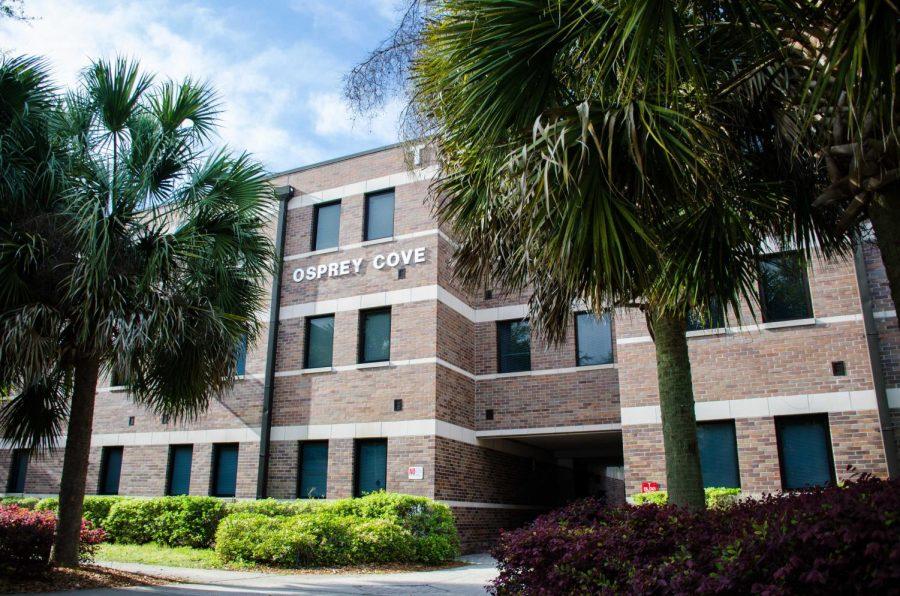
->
166, 445, 193, 496
776, 415, 835, 490
298, 442, 328, 499
364, 190, 394, 241
99, 447, 123, 495
313, 201, 341, 250
235, 335, 248, 376
759, 252, 812, 322
697, 421, 741, 488
575, 313, 613, 366
355, 439, 387, 496
497, 320, 531, 373
211, 444, 238, 497
305, 315, 334, 369
6, 449, 28, 493
687, 298, 726, 331
359, 308, 391, 363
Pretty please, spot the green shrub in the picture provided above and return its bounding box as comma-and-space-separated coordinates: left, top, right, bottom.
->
105, 497, 226, 548
225, 498, 322, 517
36, 496, 125, 529
632, 487, 741, 508
215, 493, 460, 568
104, 499, 161, 544
0, 496, 39, 509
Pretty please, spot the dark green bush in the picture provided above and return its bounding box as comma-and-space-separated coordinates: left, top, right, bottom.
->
215, 493, 459, 567
632, 487, 741, 508
0, 496, 39, 509
105, 497, 226, 548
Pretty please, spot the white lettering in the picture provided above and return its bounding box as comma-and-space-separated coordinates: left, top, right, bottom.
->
291, 246, 429, 283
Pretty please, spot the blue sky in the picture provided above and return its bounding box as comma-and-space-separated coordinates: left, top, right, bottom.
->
0, 0, 405, 172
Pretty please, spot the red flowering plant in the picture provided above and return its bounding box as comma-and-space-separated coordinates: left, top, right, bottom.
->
491, 476, 900, 595
0, 504, 106, 575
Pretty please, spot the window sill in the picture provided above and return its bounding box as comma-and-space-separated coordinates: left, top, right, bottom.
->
300, 366, 334, 375
757, 317, 817, 330
360, 236, 394, 247
686, 327, 728, 338
307, 246, 340, 257
355, 361, 392, 369
108, 385, 128, 393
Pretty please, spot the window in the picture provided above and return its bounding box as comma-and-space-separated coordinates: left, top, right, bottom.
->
359, 308, 391, 363
575, 313, 613, 366
687, 298, 726, 331
697, 421, 741, 488
312, 200, 341, 251
166, 445, 193, 496
364, 190, 394, 241
775, 415, 836, 490
304, 315, 334, 369
235, 335, 248, 376
99, 447, 123, 495
110, 366, 128, 387
6, 449, 28, 493
758, 252, 813, 322
354, 439, 387, 497
497, 320, 531, 373
211, 443, 239, 497
297, 441, 328, 499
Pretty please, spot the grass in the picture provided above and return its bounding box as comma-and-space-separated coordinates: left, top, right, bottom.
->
96, 543, 468, 575
97, 543, 232, 570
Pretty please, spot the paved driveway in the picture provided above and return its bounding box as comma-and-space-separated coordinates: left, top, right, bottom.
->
31, 554, 497, 596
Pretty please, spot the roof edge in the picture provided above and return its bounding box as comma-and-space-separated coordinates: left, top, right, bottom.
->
266, 141, 407, 180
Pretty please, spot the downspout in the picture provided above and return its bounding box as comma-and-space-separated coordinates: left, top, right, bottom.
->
257, 184, 294, 498
853, 240, 899, 478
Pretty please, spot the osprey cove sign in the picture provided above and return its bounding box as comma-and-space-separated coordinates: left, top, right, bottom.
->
291, 246, 428, 283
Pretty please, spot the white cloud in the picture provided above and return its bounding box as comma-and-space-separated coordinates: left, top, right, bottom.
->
308, 91, 402, 142
0, 0, 398, 171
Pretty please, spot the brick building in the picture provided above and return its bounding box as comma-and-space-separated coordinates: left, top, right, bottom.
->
2, 143, 898, 552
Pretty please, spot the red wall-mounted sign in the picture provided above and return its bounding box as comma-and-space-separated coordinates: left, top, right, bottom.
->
641, 481, 660, 493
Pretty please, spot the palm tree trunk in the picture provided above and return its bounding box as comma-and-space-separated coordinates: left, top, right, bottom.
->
648, 309, 705, 509
868, 191, 900, 319
51, 356, 100, 567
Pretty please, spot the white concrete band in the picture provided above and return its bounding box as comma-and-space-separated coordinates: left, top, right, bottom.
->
284, 229, 455, 262
886, 387, 900, 408
476, 423, 621, 439
620, 389, 879, 426
273, 357, 616, 382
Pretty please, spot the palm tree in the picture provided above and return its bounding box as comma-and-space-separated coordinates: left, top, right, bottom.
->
411, 1, 843, 508
0, 57, 275, 565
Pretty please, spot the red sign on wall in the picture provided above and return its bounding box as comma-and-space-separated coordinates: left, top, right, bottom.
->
641, 481, 660, 493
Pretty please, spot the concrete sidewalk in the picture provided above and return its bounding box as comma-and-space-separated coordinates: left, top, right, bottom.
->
30, 554, 497, 596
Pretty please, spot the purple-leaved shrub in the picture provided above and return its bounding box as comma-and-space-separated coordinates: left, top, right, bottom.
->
491, 475, 900, 595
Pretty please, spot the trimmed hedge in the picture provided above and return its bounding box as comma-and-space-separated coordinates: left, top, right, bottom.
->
632, 487, 740, 508
215, 492, 459, 567
0, 504, 106, 575
35, 496, 125, 529
492, 476, 900, 594
0, 496, 39, 509
224, 498, 323, 517
104, 496, 226, 548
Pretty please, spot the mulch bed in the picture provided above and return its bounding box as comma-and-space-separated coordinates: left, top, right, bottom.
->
0, 565, 182, 594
